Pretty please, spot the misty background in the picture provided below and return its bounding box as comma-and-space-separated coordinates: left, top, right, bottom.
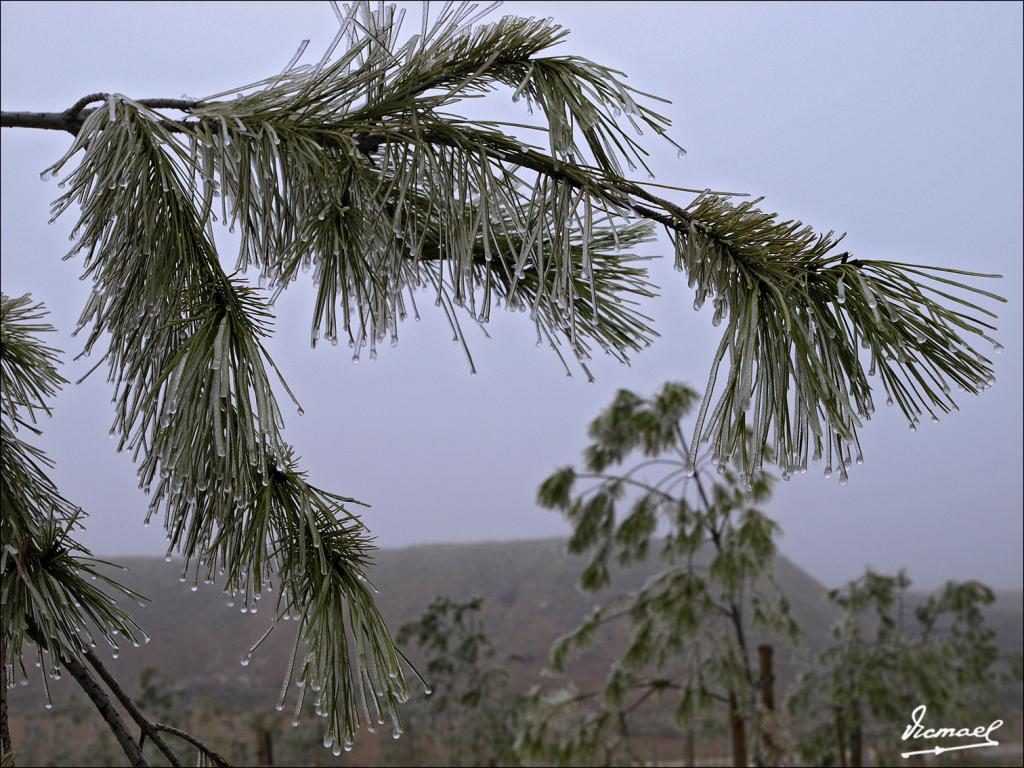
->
1, 1, 1021, 590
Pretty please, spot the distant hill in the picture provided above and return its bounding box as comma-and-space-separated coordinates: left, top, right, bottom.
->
10, 538, 1020, 709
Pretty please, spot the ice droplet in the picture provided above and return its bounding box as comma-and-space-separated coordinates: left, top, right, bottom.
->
240, 655, 251, 667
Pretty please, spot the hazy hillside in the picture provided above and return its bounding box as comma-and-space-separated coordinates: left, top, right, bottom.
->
10, 538, 1022, 707
9, 539, 842, 710
8, 538, 1022, 765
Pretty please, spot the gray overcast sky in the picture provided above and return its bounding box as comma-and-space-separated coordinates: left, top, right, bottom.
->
1, 1, 1021, 589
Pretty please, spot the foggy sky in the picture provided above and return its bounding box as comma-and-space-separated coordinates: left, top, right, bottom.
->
1, 1, 1021, 590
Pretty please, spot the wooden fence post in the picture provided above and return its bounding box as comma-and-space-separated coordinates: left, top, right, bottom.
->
729, 690, 748, 767
256, 725, 274, 766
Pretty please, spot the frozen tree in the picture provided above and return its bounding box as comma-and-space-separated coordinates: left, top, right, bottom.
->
788, 569, 1005, 766
384, 596, 521, 766
0, 2, 1003, 764
524, 383, 796, 766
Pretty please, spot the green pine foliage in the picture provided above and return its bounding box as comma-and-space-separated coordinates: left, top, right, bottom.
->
1, 295, 146, 704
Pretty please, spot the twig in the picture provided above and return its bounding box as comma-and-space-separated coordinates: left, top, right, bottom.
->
154, 723, 232, 767
574, 472, 676, 501
65, 92, 110, 116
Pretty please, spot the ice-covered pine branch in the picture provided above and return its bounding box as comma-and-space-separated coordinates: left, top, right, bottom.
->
0, 0, 1004, 756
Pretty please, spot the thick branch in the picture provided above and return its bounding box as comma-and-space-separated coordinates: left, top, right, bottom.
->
0, 633, 10, 757
1, 97, 199, 134
2, 92, 854, 280
25, 618, 148, 766
1, 94, 699, 244
2, 97, 380, 166
84, 647, 183, 768
62, 654, 150, 767
1, 110, 86, 134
